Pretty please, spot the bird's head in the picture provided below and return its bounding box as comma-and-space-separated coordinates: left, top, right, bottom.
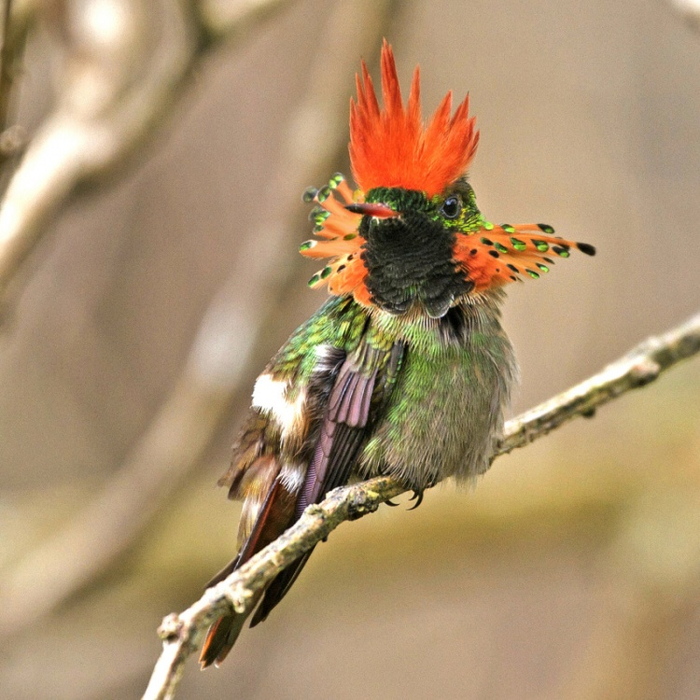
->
301, 41, 594, 318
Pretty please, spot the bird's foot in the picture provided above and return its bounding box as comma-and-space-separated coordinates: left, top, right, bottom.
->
407, 490, 425, 510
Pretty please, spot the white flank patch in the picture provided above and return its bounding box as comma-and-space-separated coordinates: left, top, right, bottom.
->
313, 343, 341, 374
252, 373, 306, 438
279, 463, 305, 493
252, 373, 286, 411
314, 343, 334, 363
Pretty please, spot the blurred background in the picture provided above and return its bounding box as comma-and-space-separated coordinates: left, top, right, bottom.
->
0, 0, 699, 698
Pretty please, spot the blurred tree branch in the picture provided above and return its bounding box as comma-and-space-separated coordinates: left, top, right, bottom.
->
0, 0, 32, 164
0, 0, 20, 139
142, 312, 700, 700
0, 0, 301, 301
0, 0, 397, 637
670, 0, 700, 31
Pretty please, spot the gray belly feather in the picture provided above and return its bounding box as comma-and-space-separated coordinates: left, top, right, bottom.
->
359, 301, 516, 491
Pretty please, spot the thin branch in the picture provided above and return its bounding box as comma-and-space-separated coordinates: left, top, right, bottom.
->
142, 311, 700, 700
498, 312, 700, 454
0, 0, 14, 132
0, 0, 25, 140
0, 1, 33, 166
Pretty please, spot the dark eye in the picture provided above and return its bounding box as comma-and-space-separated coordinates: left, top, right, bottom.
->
441, 195, 461, 219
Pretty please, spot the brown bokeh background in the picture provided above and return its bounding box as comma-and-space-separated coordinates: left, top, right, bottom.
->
1, 1, 700, 699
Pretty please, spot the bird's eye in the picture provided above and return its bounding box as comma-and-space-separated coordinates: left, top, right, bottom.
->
441, 196, 461, 219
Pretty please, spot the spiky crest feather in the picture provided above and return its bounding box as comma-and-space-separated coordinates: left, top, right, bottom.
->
349, 40, 478, 196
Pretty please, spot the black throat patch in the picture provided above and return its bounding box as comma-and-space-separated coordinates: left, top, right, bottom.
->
360, 208, 473, 318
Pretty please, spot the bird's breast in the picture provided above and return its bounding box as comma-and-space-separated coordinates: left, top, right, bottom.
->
359, 302, 516, 489
361, 212, 472, 317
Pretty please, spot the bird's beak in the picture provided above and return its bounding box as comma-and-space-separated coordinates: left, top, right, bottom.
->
345, 202, 399, 218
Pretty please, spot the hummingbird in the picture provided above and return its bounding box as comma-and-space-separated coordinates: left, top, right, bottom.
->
199, 40, 595, 668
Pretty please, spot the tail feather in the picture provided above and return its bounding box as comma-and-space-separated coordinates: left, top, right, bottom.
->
249, 550, 314, 627
199, 591, 263, 668
199, 473, 296, 668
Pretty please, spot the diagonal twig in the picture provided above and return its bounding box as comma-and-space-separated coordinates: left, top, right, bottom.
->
142, 311, 700, 700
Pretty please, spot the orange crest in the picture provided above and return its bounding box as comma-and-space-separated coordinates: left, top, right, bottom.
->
349, 40, 479, 197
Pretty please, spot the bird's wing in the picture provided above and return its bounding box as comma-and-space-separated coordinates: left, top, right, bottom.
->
249, 338, 404, 627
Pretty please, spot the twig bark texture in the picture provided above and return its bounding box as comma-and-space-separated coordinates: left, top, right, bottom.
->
142, 312, 700, 700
